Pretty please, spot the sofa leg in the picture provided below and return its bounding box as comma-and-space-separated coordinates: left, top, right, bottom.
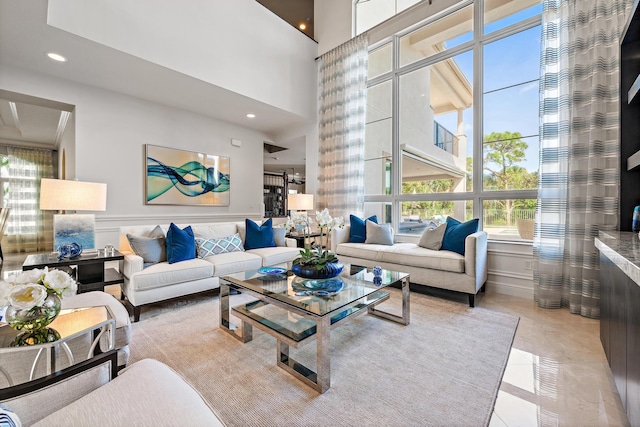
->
133, 306, 141, 323
468, 294, 475, 307
481, 284, 486, 292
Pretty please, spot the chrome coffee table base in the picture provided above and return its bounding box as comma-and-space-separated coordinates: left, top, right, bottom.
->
219, 271, 410, 393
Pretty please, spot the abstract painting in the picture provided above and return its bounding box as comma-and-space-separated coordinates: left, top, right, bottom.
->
54, 214, 96, 249
145, 145, 230, 206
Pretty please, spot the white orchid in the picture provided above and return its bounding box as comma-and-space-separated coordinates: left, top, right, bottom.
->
8, 284, 48, 310
313, 208, 344, 250
315, 208, 344, 231
286, 213, 313, 232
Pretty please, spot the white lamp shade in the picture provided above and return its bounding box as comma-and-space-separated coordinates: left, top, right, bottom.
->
40, 178, 107, 211
288, 193, 314, 211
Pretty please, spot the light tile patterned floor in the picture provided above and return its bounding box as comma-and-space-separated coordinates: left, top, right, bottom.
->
1, 254, 630, 426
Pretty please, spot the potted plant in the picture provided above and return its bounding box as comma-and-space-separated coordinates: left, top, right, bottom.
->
291, 246, 344, 279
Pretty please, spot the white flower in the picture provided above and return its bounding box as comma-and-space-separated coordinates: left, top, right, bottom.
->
0, 281, 12, 307
8, 284, 47, 310
43, 269, 77, 296
315, 209, 344, 231
316, 208, 332, 228
330, 216, 345, 230
10, 268, 45, 286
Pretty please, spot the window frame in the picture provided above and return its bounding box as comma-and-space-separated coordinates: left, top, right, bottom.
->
363, 0, 542, 239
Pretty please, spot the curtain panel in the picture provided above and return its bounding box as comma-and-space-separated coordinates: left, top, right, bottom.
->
4, 147, 55, 254
317, 34, 368, 219
535, 0, 631, 318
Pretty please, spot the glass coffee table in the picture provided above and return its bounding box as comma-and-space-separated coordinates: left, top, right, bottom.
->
220, 265, 409, 393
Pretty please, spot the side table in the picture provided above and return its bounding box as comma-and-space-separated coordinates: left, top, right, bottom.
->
23, 250, 125, 293
0, 305, 115, 387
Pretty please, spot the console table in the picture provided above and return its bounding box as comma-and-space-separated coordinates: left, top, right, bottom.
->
23, 250, 124, 294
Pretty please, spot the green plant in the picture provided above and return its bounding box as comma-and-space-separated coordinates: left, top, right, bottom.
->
292, 246, 339, 270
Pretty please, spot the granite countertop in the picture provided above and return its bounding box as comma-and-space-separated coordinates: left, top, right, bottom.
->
595, 230, 640, 286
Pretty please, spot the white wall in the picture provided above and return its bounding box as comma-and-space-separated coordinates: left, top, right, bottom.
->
47, 0, 318, 121
0, 65, 269, 248
315, 0, 461, 55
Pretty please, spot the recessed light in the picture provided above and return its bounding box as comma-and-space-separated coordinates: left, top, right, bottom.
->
299, 23, 307, 30
246, 113, 256, 118
47, 52, 67, 62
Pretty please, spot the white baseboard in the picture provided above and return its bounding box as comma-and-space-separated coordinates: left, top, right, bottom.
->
486, 277, 534, 299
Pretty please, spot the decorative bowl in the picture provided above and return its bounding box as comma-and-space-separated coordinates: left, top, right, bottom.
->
291, 277, 344, 296
291, 260, 344, 280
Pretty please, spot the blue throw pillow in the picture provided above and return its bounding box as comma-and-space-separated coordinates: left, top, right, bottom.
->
166, 223, 196, 264
349, 214, 378, 243
441, 217, 479, 255
244, 218, 276, 250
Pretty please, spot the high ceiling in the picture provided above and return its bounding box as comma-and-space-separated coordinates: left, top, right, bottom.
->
0, 0, 313, 149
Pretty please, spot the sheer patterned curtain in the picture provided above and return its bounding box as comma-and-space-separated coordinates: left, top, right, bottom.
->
534, 0, 631, 318
4, 147, 55, 254
317, 34, 368, 218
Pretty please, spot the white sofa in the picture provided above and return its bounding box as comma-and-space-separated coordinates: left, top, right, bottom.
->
331, 225, 488, 306
119, 221, 299, 321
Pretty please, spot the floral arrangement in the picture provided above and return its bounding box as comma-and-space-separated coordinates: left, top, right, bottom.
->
293, 246, 340, 270
0, 268, 77, 309
315, 208, 344, 250
285, 213, 314, 235
0, 268, 77, 331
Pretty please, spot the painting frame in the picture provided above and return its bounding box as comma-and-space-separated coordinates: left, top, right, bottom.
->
145, 144, 230, 206
54, 214, 96, 249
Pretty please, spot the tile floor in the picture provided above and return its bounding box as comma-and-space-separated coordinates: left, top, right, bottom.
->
0, 254, 630, 426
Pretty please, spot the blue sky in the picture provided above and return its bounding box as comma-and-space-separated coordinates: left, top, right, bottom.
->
436, 5, 543, 174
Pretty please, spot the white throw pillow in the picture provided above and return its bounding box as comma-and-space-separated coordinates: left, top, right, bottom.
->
364, 220, 394, 245
418, 223, 446, 250
273, 227, 286, 247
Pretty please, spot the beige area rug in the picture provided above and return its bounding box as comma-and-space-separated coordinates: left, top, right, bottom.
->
128, 290, 519, 427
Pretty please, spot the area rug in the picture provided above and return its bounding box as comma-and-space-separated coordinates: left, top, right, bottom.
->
128, 290, 519, 427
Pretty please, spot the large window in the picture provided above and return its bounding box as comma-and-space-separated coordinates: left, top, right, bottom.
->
363, 0, 541, 241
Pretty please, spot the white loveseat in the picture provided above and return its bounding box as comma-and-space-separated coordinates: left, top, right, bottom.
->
119, 221, 299, 321
331, 225, 488, 306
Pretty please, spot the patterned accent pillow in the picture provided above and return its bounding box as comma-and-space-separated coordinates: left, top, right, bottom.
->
195, 233, 244, 258
0, 404, 21, 427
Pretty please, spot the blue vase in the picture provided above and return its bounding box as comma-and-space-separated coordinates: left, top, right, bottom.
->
292, 260, 344, 280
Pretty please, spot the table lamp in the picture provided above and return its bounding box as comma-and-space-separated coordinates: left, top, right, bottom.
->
288, 193, 314, 249
40, 178, 107, 251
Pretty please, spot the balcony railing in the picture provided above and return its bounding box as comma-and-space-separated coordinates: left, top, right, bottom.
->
434, 120, 459, 156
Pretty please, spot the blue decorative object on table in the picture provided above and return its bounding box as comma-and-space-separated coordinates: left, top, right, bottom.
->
258, 267, 287, 275
373, 266, 383, 277
373, 276, 382, 286
291, 278, 344, 296
57, 242, 83, 260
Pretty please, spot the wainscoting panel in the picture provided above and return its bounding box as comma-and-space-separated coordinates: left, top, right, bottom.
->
487, 241, 533, 299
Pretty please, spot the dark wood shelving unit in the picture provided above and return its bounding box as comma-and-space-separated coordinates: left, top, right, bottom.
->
620, 0, 640, 229
264, 172, 288, 218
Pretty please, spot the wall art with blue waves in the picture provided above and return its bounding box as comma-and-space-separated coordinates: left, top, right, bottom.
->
145, 145, 230, 206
